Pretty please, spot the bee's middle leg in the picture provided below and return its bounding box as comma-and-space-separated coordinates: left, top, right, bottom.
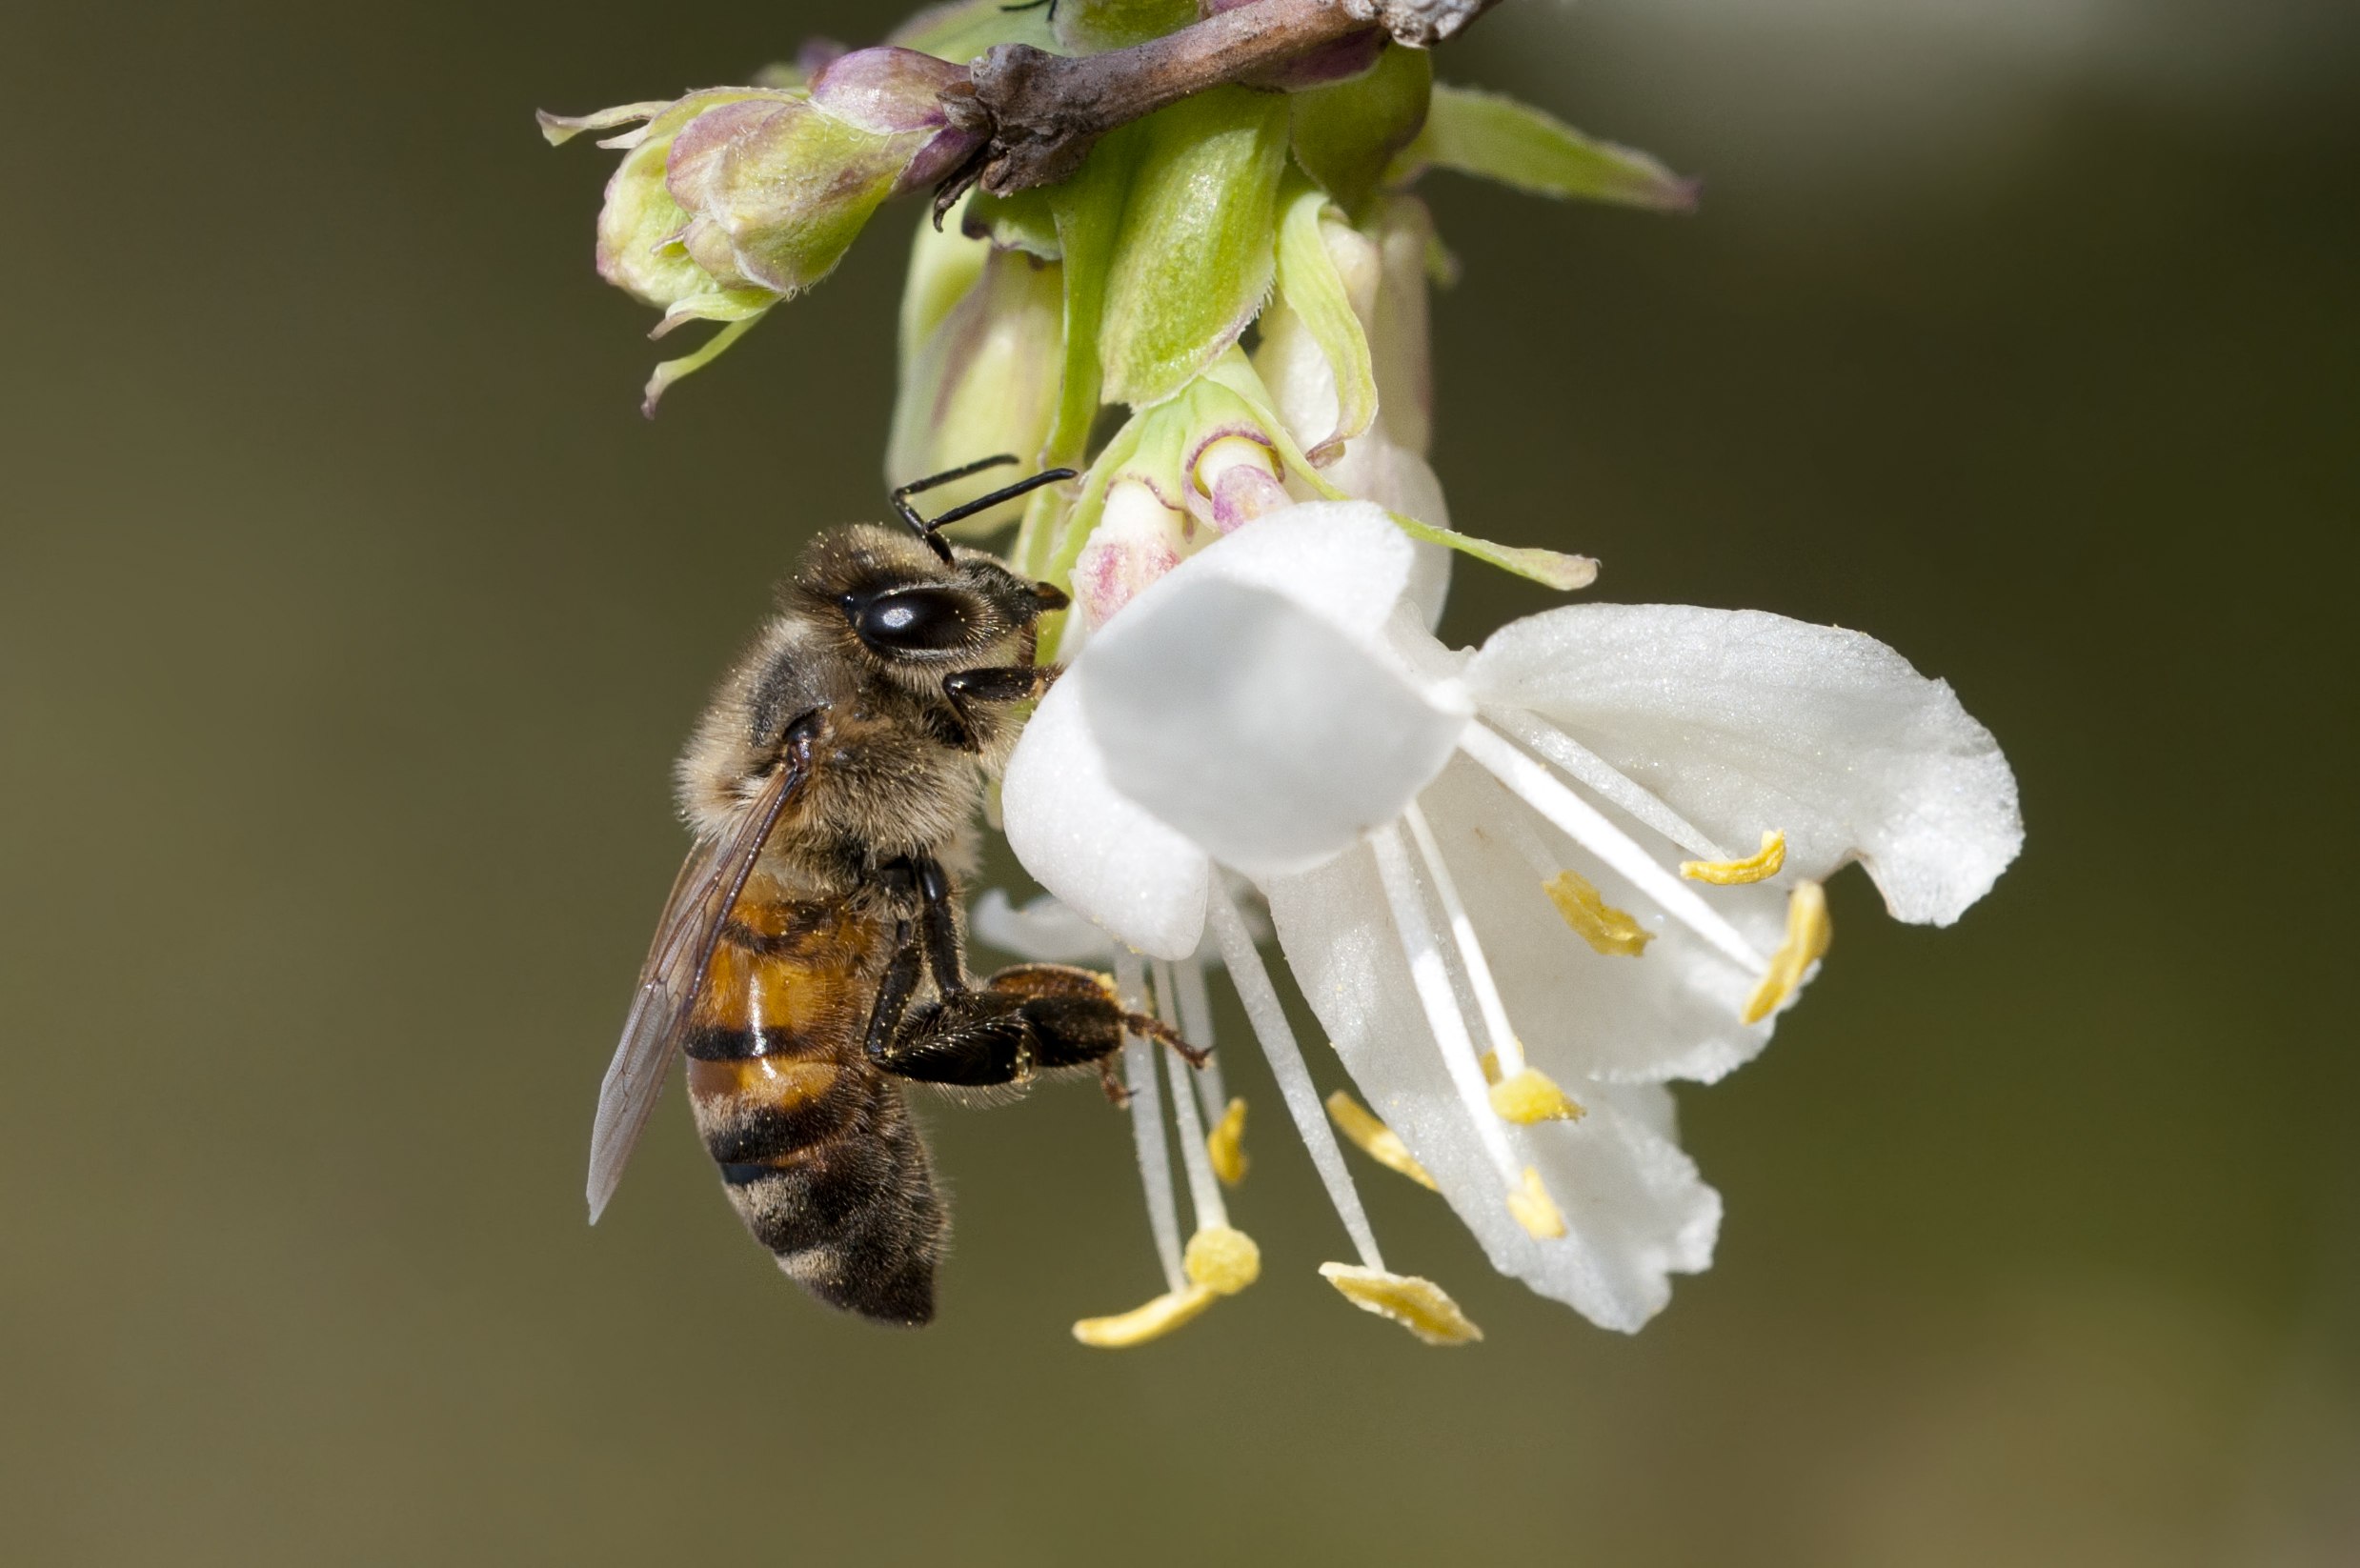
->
869, 963, 1207, 1100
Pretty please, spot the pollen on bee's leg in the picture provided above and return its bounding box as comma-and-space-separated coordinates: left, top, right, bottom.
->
1207, 1096, 1250, 1187
1325, 1092, 1439, 1190
1506, 1166, 1566, 1239
1543, 869, 1654, 956
1319, 1264, 1483, 1345
1072, 1284, 1218, 1348
1683, 830, 1787, 885
1743, 880, 1832, 1024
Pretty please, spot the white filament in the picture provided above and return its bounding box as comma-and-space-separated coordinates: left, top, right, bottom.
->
1459, 722, 1766, 975
1487, 706, 1729, 862
1155, 959, 1228, 1231
1370, 825, 1525, 1187
1116, 949, 1184, 1292
1401, 800, 1526, 1081
1175, 955, 1229, 1123
1209, 887, 1383, 1270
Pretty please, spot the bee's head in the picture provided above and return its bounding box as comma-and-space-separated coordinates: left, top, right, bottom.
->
790, 525, 1066, 678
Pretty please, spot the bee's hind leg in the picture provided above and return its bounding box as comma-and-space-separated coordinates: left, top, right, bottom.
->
868, 963, 1206, 1095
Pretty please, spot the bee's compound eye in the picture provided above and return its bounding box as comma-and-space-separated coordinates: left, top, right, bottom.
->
852, 587, 978, 654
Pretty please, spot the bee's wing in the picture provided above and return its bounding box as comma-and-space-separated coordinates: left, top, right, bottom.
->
586, 756, 806, 1221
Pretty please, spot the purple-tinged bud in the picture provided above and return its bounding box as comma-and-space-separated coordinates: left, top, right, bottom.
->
543, 52, 984, 409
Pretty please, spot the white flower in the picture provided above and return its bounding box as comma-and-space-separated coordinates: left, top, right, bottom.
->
1001, 503, 2021, 1335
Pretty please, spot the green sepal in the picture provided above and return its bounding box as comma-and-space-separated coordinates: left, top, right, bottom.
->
962, 187, 1062, 261
1269, 172, 1378, 464
1099, 87, 1290, 409
1207, 352, 1600, 592
641, 312, 767, 417
1289, 43, 1432, 215
891, 0, 1059, 62
1386, 86, 1699, 213
1054, 0, 1197, 54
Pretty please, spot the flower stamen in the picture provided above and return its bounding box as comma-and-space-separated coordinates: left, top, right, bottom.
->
1484, 1062, 1585, 1124
1115, 950, 1185, 1293
1319, 1264, 1484, 1345
1460, 723, 1767, 975
1743, 880, 1832, 1024
1209, 889, 1385, 1270
1370, 827, 1526, 1177
1402, 802, 1529, 1079
1207, 1096, 1251, 1187
1173, 955, 1231, 1129
1543, 869, 1654, 957
1506, 1166, 1567, 1239
1683, 830, 1788, 885
1073, 1286, 1218, 1346
1372, 824, 1558, 1233
1489, 708, 1727, 861
1325, 1091, 1440, 1189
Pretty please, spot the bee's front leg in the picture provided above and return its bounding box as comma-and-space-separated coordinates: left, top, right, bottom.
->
938, 665, 1059, 753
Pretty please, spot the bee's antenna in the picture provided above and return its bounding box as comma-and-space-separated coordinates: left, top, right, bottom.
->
890, 456, 1077, 564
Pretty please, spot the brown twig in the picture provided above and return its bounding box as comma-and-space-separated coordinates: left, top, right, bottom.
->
937, 0, 1503, 205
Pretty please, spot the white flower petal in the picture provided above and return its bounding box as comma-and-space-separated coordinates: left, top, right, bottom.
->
968, 890, 1118, 965
1082, 575, 1469, 879
1121, 500, 1415, 642
1000, 673, 1210, 959
1267, 845, 1721, 1332
1468, 605, 2022, 925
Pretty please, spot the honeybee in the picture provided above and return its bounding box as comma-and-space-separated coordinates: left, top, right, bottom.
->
588, 456, 1203, 1326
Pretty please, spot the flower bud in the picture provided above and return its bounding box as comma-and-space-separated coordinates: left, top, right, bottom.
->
1052, 0, 1197, 54
542, 49, 980, 409
1098, 87, 1290, 408
887, 237, 1066, 535
1044, 361, 1322, 650
666, 49, 980, 298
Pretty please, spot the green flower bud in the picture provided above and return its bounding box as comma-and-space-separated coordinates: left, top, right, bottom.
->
1098, 87, 1290, 409
667, 50, 981, 296
542, 48, 982, 412
1052, 0, 1198, 54
890, 0, 1058, 62
887, 233, 1066, 536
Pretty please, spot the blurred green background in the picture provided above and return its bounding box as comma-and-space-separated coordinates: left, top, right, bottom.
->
8, 1, 2355, 1562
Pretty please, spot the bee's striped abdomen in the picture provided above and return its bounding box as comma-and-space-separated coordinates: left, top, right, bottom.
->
682, 886, 946, 1326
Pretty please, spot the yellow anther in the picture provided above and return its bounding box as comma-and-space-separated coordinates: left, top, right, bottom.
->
1543, 870, 1654, 956
1742, 879, 1833, 1024
1489, 1067, 1585, 1125
1318, 1263, 1484, 1345
1479, 1049, 1502, 1084
1206, 1096, 1250, 1188
1324, 1091, 1439, 1190
1682, 830, 1787, 885
1071, 1286, 1217, 1348
1182, 1225, 1261, 1296
1506, 1166, 1566, 1239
